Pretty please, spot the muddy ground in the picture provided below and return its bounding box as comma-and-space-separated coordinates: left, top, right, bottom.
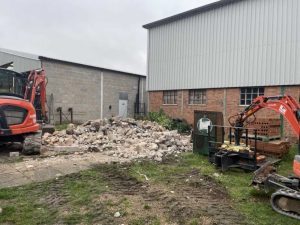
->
90, 163, 246, 225
0, 155, 247, 225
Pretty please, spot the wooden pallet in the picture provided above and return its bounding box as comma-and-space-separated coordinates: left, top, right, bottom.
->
249, 139, 290, 158
231, 133, 281, 142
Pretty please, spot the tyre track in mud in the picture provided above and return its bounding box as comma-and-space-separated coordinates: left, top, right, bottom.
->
97, 164, 248, 225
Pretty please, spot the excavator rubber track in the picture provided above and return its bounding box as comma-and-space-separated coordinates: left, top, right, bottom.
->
271, 188, 300, 220
22, 131, 42, 155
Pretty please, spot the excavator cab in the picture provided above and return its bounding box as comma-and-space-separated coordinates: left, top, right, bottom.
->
0, 68, 49, 154
0, 68, 26, 97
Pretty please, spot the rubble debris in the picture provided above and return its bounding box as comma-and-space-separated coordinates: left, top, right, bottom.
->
42, 117, 192, 161
114, 211, 121, 218
9, 152, 20, 157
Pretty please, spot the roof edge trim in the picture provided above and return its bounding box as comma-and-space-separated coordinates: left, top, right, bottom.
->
39, 56, 146, 77
143, 0, 244, 29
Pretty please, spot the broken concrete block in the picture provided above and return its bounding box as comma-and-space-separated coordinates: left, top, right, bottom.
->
9, 152, 20, 157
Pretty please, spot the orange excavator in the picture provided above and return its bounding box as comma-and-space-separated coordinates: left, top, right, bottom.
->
229, 95, 300, 219
0, 68, 50, 154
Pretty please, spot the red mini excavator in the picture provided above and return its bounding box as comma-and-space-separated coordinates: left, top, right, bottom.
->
0, 68, 49, 154
229, 95, 300, 219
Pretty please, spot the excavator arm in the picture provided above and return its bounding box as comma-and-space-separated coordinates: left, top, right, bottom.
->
24, 70, 47, 122
229, 95, 300, 154
230, 95, 300, 219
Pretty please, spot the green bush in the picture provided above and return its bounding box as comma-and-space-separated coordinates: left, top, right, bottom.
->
148, 109, 191, 133
148, 109, 173, 130
171, 119, 191, 133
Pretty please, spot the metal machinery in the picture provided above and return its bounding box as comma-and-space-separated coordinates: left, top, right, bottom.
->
229, 95, 300, 219
0, 68, 51, 154
208, 125, 259, 171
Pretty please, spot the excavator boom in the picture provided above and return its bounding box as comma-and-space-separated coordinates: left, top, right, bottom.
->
229, 95, 300, 220
24, 69, 48, 122
229, 95, 300, 155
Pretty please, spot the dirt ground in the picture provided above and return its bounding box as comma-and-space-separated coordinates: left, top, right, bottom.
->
0, 143, 298, 225
92, 164, 246, 225
0, 138, 248, 225
0, 154, 248, 225
30, 163, 246, 225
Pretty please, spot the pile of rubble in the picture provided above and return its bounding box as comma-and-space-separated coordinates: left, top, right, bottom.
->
42, 117, 192, 161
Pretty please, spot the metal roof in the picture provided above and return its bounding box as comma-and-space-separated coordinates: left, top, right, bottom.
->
0, 48, 145, 77
143, 0, 245, 29
0, 47, 39, 60
39, 56, 146, 77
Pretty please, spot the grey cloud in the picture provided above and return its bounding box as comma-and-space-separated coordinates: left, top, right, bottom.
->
0, 0, 217, 74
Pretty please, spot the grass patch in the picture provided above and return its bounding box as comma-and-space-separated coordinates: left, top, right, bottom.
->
0, 169, 108, 225
129, 147, 300, 225
144, 204, 151, 210
130, 216, 161, 225
55, 123, 69, 131
0, 147, 299, 225
183, 148, 300, 225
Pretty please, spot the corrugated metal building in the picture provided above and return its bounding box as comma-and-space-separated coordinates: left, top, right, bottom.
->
0, 48, 41, 72
144, 0, 300, 140
0, 48, 146, 124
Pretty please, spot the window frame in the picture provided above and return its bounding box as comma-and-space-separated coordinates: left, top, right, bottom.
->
163, 90, 177, 105
240, 87, 265, 106
188, 89, 207, 105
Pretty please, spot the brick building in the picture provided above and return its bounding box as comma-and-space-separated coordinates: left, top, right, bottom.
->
0, 48, 146, 124
144, 0, 300, 141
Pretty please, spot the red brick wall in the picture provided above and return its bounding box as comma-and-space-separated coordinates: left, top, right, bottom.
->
149, 86, 300, 142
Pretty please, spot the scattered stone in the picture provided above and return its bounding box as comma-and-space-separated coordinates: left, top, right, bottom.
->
9, 152, 20, 157
26, 165, 34, 169
114, 211, 121, 218
0, 207, 2, 214
66, 124, 76, 135
42, 117, 192, 162
213, 173, 220, 178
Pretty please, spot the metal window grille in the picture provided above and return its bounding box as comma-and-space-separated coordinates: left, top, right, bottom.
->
189, 90, 206, 104
163, 91, 177, 104
240, 87, 264, 106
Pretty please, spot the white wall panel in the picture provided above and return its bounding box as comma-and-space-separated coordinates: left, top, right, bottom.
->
147, 0, 300, 91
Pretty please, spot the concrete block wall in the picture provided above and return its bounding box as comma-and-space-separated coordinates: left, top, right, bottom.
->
42, 60, 102, 123
149, 86, 300, 142
103, 71, 146, 118
42, 59, 146, 124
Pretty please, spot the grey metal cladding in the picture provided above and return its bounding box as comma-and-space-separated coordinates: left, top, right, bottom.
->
0, 51, 41, 73
143, 0, 244, 29
146, 0, 300, 91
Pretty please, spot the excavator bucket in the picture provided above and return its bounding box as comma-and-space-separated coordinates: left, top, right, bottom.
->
251, 162, 276, 190
252, 161, 300, 220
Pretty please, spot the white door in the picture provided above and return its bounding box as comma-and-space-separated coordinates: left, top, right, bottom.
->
119, 100, 128, 118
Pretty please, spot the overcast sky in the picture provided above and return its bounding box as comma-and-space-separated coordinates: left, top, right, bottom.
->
0, 0, 217, 74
